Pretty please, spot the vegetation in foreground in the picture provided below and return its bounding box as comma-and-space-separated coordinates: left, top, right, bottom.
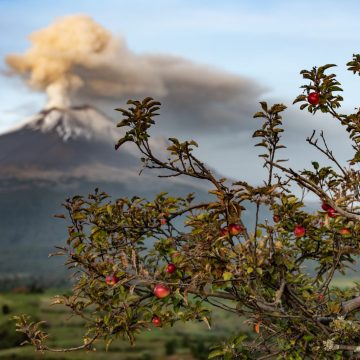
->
13, 54, 360, 359
0, 289, 250, 359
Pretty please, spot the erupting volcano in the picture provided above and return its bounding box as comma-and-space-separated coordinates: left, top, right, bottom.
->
0, 15, 215, 282
0, 97, 211, 282
0, 102, 210, 191
2, 15, 208, 189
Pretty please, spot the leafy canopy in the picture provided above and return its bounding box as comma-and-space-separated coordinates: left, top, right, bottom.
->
14, 54, 360, 359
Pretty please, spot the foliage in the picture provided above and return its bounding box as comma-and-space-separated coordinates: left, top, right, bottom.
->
14, 54, 360, 359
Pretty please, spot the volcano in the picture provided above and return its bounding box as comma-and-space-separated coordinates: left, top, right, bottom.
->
0, 105, 209, 191
0, 106, 211, 286
0, 105, 137, 184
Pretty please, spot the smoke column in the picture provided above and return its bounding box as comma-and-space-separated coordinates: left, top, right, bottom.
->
5, 14, 263, 133
6, 15, 114, 108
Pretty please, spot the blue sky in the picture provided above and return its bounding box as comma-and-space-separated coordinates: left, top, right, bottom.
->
1, 0, 359, 182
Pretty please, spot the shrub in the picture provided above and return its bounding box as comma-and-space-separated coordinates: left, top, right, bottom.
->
14, 55, 360, 359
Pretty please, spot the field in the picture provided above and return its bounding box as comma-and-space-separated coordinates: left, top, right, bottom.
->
0, 289, 250, 360
1, 276, 358, 360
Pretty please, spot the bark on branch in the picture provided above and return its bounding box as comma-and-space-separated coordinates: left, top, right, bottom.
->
341, 296, 360, 315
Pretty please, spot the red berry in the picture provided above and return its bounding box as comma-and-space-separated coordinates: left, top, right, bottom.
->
318, 293, 325, 301
220, 227, 229, 236
105, 274, 119, 286
327, 208, 337, 218
152, 315, 162, 327
307, 92, 320, 106
153, 284, 170, 298
321, 203, 332, 211
166, 263, 176, 274
294, 225, 305, 238
273, 214, 280, 223
339, 228, 351, 236
254, 322, 261, 334
159, 212, 170, 225
228, 223, 243, 236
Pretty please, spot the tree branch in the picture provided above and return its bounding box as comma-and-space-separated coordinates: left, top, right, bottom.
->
270, 162, 360, 221
341, 296, 360, 315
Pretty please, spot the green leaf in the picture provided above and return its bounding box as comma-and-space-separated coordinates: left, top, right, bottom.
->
188, 140, 198, 147
208, 349, 225, 359
270, 104, 287, 113
168, 138, 180, 145
252, 130, 265, 138
223, 272, 233, 281
318, 64, 337, 71
260, 101, 268, 112
253, 111, 265, 118
116, 119, 130, 127
293, 95, 307, 104
353, 151, 360, 162
255, 141, 268, 148
312, 161, 319, 170
76, 243, 86, 255
73, 212, 86, 221
330, 86, 343, 92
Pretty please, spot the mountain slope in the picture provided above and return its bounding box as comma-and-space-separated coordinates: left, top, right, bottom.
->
0, 106, 139, 182
0, 106, 213, 285
0, 105, 209, 190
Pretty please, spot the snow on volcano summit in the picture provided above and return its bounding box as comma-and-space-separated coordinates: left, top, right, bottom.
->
5, 105, 120, 143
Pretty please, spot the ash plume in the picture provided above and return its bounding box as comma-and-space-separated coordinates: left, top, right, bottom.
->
6, 15, 266, 133
6, 15, 115, 109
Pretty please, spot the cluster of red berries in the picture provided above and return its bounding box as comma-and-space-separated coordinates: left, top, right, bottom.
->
105, 259, 176, 328
151, 264, 175, 326
321, 203, 337, 218
273, 216, 306, 238
106, 200, 350, 328
292, 202, 350, 238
